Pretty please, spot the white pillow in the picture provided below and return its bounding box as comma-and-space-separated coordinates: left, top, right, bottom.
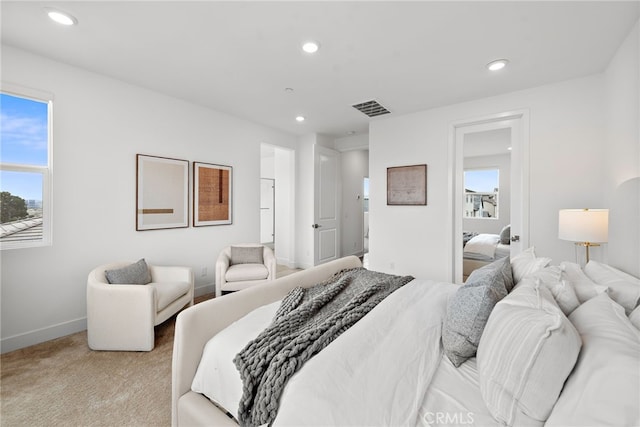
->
584, 260, 640, 315
510, 247, 551, 284
477, 282, 581, 427
560, 261, 607, 303
546, 293, 640, 427
522, 266, 580, 316
630, 305, 640, 330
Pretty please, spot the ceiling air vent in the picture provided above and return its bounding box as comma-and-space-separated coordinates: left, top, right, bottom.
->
352, 100, 391, 118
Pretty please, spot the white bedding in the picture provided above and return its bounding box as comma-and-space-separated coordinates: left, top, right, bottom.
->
463, 234, 510, 262
190, 261, 640, 427
418, 357, 500, 427
191, 300, 281, 416
192, 278, 458, 425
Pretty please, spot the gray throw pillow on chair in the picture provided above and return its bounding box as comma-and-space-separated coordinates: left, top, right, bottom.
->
105, 258, 152, 285
230, 246, 264, 265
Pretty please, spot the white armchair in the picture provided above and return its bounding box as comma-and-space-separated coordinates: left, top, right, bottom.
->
87, 261, 194, 351
215, 244, 276, 297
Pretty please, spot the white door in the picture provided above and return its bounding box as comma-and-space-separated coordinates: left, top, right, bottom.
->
313, 145, 340, 265
260, 178, 274, 244
452, 111, 530, 283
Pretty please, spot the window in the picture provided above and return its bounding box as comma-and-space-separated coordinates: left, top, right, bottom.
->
464, 168, 499, 219
1, 86, 53, 249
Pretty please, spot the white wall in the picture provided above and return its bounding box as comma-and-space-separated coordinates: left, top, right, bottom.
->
603, 20, 640, 277
463, 153, 511, 234
340, 150, 369, 257
369, 74, 607, 281
0, 46, 297, 352
335, 133, 369, 152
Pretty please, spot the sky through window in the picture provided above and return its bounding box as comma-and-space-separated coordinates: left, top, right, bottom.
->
1, 93, 48, 201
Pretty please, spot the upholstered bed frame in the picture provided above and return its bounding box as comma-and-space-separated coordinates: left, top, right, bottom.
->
171, 255, 362, 426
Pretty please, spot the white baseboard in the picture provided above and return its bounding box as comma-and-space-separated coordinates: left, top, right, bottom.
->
344, 250, 365, 258
276, 257, 296, 269
296, 261, 314, 270
1, 317, 87, 354
1, 283, 218, 354
195, 282, 215, 297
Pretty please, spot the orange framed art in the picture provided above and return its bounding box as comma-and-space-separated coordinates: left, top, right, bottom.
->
193, 162, 232, 226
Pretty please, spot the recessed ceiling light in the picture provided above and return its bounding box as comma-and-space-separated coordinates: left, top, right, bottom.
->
295, 116, 305, 122
507, 146, 513, 151
45, 8, 77, 26
347, 131, 356, 135
487, 59, 509, 71
302, 41, 320, 53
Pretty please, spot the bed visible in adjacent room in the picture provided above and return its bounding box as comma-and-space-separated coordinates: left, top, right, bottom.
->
463, 225, 511, 280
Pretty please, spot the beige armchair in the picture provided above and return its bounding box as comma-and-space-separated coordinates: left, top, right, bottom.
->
215, 244, 276, 297
87, 261, 194, 351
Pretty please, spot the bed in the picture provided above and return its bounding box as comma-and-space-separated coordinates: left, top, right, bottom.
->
463, 230, 510, 280
172, 254, 640, 427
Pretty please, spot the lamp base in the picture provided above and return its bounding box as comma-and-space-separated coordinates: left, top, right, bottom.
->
574, 242, 600, 266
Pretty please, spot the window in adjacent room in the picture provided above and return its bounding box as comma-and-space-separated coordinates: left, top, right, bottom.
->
464, 168, 499, 219
0, 87, 53, 249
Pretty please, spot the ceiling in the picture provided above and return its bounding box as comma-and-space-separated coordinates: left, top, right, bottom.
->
2, 1, 639, 139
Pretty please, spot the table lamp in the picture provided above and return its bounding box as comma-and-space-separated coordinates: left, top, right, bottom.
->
558, 208, 609, 263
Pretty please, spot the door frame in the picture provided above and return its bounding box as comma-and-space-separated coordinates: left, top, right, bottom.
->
448, 110, 530, 283
260, 178, 275, 246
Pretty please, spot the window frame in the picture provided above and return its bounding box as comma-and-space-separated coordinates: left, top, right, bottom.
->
1, 83, 54, 250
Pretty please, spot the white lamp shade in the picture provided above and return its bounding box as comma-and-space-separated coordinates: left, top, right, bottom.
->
558, 209, 609, 243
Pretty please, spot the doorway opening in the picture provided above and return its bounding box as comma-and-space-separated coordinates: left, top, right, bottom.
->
260, 143, 295, 268
450, 110, 530, 283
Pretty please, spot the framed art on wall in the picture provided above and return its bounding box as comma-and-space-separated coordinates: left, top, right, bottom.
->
387, 164, 427, 205
136, 154, 189, 230
193, 162, 232, 226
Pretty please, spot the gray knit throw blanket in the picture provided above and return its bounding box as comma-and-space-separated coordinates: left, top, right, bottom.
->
233, 267, 414, 427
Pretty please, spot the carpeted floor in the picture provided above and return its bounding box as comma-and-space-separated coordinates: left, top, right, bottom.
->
1, 305, 189, 427
0, 265, 301, 427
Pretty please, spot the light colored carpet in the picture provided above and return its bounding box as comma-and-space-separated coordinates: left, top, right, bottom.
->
1, 315, 178, 427
0, 266, 302, 426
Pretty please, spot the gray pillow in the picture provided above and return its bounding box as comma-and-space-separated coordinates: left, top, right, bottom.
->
230, 246, 264, 265
442, 256, 514, 367
105, 259, 152, 285
499, 225, 511, 245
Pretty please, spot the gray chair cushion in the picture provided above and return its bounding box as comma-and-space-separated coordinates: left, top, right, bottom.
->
105, 259, 151, 285
442, 256, 514, 367
230, 246, 264, 265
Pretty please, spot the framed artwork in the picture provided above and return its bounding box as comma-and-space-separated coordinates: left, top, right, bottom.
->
136, 154, 189, 230
193, 162, 232, 226
387, 164, 427, 206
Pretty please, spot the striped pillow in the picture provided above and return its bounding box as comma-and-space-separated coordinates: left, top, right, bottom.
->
477, 282, 581, 426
